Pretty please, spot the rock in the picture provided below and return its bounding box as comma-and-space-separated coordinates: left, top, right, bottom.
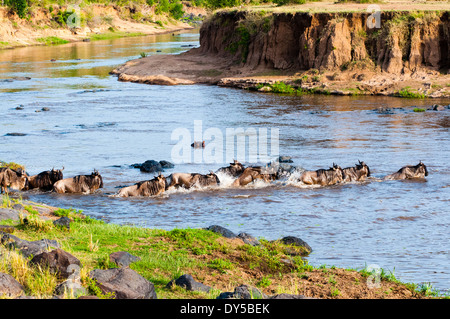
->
236, 232, 260, 246
82, 38, 90, 42
15, 105, 24, 110
0, 208, 21, 221
278, 156, 293, 163
53, 217, 71, 230
55, 280, 88, 297
109, 251, 141, 268
139, 160, 163, 173
1, 233, 60, 258
217, 285, 267, 299
204, 225, 236, 238
0, 272, 25, 297
30, 248, 81, 279
166, 274, 211, 293
279, 236, 312, 255
89, 267, 157, 299
41, 107, 50, 112
159, 160, 174, 169
5, 133, 27, 136
431, 104, 445, 111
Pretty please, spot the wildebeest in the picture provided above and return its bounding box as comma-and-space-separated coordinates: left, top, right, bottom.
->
299, 163, 345, 186
216, 160, 245, 177
115, 174, 167, 197
52, 170, 103, 194
343, 161, 371, 182
167, 171, 220, 189
28, 167, 64, 191
232, 166, 277, 187
0, 167, 29, 194
383, 161, 428, 180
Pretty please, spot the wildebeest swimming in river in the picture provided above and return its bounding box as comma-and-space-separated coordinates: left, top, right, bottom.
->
0, 167, 29, 194
299, 163, 345, 186
383, 161, 428, 180
343, 161, 371, 182
232, 166, 278, 187
52, 170, 103, 194
166, 172, 220, 189
28, 167, 64, 191
191, 141, 205, 148
115, 174, 167, 197
216, 160, 245, 177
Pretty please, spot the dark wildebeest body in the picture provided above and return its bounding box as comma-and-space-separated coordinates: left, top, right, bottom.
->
52, 171, 103, 194
167, 172, 219, 189
116, 175, 166, 197
299, 164, 345, 186
232, 166, 277, 187
343, 161, 371, 182
0, 167, 29, 194
28, 168, 64, 191
383, 162, 428, 180
216, 160, 245, 177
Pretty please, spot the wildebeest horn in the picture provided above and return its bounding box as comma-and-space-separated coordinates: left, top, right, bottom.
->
62, 166, 65, 171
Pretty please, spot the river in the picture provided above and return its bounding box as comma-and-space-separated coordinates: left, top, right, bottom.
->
1, 30, 449, 294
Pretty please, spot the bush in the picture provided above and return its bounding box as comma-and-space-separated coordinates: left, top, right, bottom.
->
169, 0, 184, 20
5, 0, 29, 19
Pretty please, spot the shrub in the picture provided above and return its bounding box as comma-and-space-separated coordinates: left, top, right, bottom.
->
5, 0, 28, 19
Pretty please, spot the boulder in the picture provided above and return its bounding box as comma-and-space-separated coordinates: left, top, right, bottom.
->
89, 267, 157, 299
30, 248, 81, 279
204, 225, 236, 238
0, 208, 21, 221
109, 251, 141, 268
53, 217, 71, 230
159, 160, 174, 169
166, 274, 211, 293
55, 280, 88, 297
236, 232, 260, 246
0, 272, 25, 297
279, 236, 312, 255
1, 233, 60, 258
217, 285, 267, 299
139, 160, 163, 173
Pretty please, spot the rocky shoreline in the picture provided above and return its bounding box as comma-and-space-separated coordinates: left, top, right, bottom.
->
0, 195, 440, 299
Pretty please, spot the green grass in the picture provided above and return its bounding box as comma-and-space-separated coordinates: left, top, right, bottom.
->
397, 87, 426, 99
89, 32, 146, 41
36, 36, 69, 46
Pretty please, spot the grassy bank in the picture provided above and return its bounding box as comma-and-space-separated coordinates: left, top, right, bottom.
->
0, 194, 446, 299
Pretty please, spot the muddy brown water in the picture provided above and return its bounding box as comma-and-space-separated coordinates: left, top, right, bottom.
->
1, 30, 449, 294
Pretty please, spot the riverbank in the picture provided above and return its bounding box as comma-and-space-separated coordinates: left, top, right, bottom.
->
112, 2, 450, 98
0, 3, 204, 50
0, 193, 443, 299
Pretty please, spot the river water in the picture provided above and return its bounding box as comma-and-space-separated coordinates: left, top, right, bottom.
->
1, 30, 449, 294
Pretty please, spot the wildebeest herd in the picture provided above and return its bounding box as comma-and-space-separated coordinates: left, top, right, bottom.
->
0, 160, 429, 198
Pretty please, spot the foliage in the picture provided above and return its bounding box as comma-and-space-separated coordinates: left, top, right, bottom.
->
5, 0, 29, 19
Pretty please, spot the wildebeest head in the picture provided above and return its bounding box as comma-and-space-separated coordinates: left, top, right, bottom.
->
356, 160, 371, 177
217, 159, 245, 177
206, 171, 220, 185
331, 163, 345, 181
91, 170, 103, 188
1, 168, 29, 192
417, 161, 428, 177
50, 167, 64, 182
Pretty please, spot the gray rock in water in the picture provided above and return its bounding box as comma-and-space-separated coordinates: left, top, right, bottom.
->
0, 272, 25, 298
278, 156, 293, 163
5, 133, 27, 136
89, 267, 157, 299
204, 225, 236, 238
159, 160, 174, 169
30, 248, 82, 279
139, 160, 163, 173
109, 251, 141, 268
166, 274, 211, 293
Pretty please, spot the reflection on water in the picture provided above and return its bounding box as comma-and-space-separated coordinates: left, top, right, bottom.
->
0, 30, 450, 293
